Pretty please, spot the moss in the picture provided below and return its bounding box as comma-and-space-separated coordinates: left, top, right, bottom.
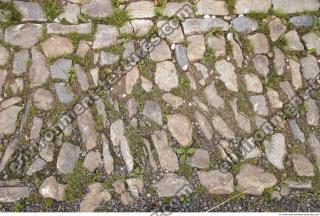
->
104, 44, 124, 55
125, 125, 145, 166
272, 35, 287, 49
225, 0, 236, 13
66, 33, 93, 48
180, 39, 190, 47
262, 69, 286, 89
0, 1, 22, 28
138, 59, 156, 80
176, 147, 196, 178
239, 36, 253, 56
268, 9, 289, 21
64, 161, 100, 201
208, 27, 224, 37
200, 47, 216, 69
104, 8, 130, 27
246, 11, 268, 21
171, 73, 192, 100
43, 198, 54, 209
154, 6, 163, 17
11, 201, 24, 212
36, 0, 63, 22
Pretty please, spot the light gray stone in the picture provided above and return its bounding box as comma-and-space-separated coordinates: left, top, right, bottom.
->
233, 16, 258, 34
204, 83, 225, 109
245, 73, 263, 93
272, 0, 320, 14
58, 4, 80, 24
175, 44, 189, 71
101, 52, 119, 66
215, 60, 238, 92
13, 1, 46, 22
267, 88, 283, 109
47, 23, 92, 34
143, 100, 162, 125
249, 95, 269, 116
162, 93, 183, 109
157, 20, 184, 44
77, 40, 90, 58
75, 64, 89, 91
301, 54, 320, 80
55, 82, 74, 104
131, 19, 153, 37
81, 0, 113, 18
50, 58, 72, 80
230, 98, 252, 133
151, 130, 179, 172
27, 158, 46, 176
290, 15, 315, 27
253, 55, 269, 77
0, 106, 22, 135
212, 116, 235, 140
264, 133, 286, 169
0, 187, 32, 203
198, 170, 234, 194
126, 1, 155, 18
127, 178, 144, 198
0, 44, 9, 66
187, 34, 205, 62
84, 151, 102, 172
182, 18, 229, 35
155, 173, 192, 197
302, 32, 320, 55
207, 35, 226, 57
150, 40, 171, 62
93, 25, 118, 49
284, 30, 304, 51
227, 33, 243, 67
155, 61, 178, 92
308, 134, 320, 169
29, 47, 49, 88
162, 2, 193, 18
236, 164, 277, 196
102, 134, 114, 175
273, 47, 285, 75
57, 142, 80, 174
125, 66, 139, 95
305, 98, 319, 126
290, 59, 302, 90
289, 119, 305, 143
235, 0, 271, 14
12, 50, 29, 75
196, 0, 228, 15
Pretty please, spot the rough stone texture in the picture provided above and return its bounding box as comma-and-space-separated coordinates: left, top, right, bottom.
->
230, 99, 252, 133
308, 134, 320, 169
155, 61, 178, 92
253, 54, 270, 77
143, 100, 163, 125
236, 164, 277, 196
267, 88, 283, 109
235, 0, 271, 14
33, 88, 53, 111
245, 73, 263, 93
41, 36, 74, 58
291, 154, 314, 177
101, 52, 119, 66
151, 130, 179, 172
12, 50, 29, 75
126, 1, 155, 19
162, 2, 193, 17
93, 25, 118, 49
80, 183, 111, 212
39, 176, 66, 201
4, 24, 42, 48
305, 98, 319, 126
233, 16, 258, 34
268, 18, 287, 42
29, 47, 50, 88
27, 158, 46, 176
191, 149, 210, 168
110, 119, 134, 173
57, 142, 80, 174
84, 151, 102, 172
196, 0, 228, 15
273, 47, 285, 75
102, 134, 114, 175
301, 55, 319, 80
58, 4, 80, 24
284, 30, 304, 51
227, 33, 244, 67
0, 44, 9, 66
150, 40, 171, 62
47, 23, 92, 35
127, 178, 144, 198
215, 60, 238, 92
194, 111, 213, 141
0, 187, 32, 203
290, 16, 315, 27
272, 0, 320, 14
168, 114, 193, 147
81, 0, 113, 18
77, 109, 98, 151
175, 44, 189, 71
264, 133, 286, 169
248, 33, 270, 54
198, 170, 234, 194
249, 95, 269, 117
212, 116, 235, 140
55, 82, 74, 104
0, 106, 22, 135
290, 59, 302, 90
157, 21, 184, 44
207, 35, 226, 57
289, 119, 305, 143
182, 18, 229, 35
155, 173, 192, 197
204, 83, 225, 109
50, 58, 72, 80
131, 19, 153, 37
187, 35, 205, 62
302, 32, 320, 56
162, 93, 184, 109
14, 1, 46, 22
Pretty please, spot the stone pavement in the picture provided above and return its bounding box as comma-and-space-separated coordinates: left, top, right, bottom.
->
0, 0, 319, 212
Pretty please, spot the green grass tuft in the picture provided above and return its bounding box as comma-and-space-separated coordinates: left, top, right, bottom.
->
225, 0, 236, 13
37, 0, 63, 22
0, 1, 21, 28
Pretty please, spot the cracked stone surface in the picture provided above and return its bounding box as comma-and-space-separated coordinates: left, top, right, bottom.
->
0, 0, 320, 212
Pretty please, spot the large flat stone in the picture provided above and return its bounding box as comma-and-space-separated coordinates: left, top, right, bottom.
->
235, 0, 271, 14
4, 24, 42, 48
182, 18, 229, 35
272, 0, 320, 14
